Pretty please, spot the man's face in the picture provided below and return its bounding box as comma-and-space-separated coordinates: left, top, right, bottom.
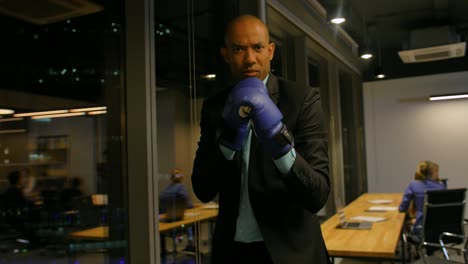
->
221, 18, 275, 82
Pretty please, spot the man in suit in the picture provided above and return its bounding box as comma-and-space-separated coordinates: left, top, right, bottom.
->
192, 14, 330, 263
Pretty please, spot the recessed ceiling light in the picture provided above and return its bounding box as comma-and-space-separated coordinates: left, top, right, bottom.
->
201, 74, 216, 80
360, 53, 373, 59
331, 18, 346, 24
377, 74, 386, 79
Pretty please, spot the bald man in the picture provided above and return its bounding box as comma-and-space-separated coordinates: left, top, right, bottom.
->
192, 15, 330, 263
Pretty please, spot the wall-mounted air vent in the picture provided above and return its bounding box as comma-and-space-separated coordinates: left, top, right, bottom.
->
398, 42, 466, 63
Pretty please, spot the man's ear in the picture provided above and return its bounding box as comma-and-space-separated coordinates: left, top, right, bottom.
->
268, 42, 276, 61
220, 47, 229, 63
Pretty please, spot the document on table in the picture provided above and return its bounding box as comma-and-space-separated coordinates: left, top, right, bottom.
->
368, 199, 393, 204
201, 203, 219, 209
366, 206, 398, 212
350, 216, 387, 222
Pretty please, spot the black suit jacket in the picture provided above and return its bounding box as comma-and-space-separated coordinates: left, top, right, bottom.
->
192, 74, 331, 263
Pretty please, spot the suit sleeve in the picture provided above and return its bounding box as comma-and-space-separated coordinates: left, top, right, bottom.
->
191, 99, 229, 202
282, 88, 330, 213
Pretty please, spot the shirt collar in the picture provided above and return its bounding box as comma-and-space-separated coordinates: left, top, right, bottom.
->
263, 74, 269, 86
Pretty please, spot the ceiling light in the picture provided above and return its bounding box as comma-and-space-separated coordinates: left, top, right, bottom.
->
0, 117, 24, 122
0, 108, 14, 115
14, 110, 68, 117
70, 106, 107, 112
201, 74, 216, 80
31, 112, 85, 119
331, 17, 346, 24
374, 66, 386, 79
360, 53, 373, 59
359, 44, 374, 60
88, 110, 107, 115
429, 93, 468, 101
376, 74, 386, 79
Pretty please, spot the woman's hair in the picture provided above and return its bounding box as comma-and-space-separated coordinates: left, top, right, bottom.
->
414, 160, 439, 181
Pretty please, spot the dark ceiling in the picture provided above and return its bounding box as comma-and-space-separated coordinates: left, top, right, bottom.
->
2, 0, 468, 104
0, 0, 119, 103
318, 0, 468, 81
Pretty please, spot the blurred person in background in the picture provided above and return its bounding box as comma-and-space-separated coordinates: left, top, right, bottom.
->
399, 160, 446, 253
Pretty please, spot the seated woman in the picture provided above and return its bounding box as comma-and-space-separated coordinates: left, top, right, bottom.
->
159, 168, 193, 213
159, 168, 195, 255
399, 160, 446, 246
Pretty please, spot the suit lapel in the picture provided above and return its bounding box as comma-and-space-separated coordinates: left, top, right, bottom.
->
266, 74, 280, 104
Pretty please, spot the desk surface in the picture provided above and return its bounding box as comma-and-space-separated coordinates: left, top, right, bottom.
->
70, 226, 109, 240
321, 193, 405, 258
70, 207, 218, 239
159, 207, 218, 232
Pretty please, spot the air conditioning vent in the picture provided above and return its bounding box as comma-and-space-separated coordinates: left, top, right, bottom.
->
414, 51, 451, 61
398, 42, 466, 63
0, 0, 103, 25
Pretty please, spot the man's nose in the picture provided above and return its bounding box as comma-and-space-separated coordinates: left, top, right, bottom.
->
244, 48, 256, 64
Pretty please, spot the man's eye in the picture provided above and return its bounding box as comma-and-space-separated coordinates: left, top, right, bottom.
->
254, 45, 263, 51
232, 47, 242, 52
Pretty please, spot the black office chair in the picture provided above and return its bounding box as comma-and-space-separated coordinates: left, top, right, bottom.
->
417, 188, 467, 263
159, 195, 194, 261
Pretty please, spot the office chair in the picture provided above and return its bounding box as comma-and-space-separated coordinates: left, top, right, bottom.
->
159, 195, 194, 262
417, 188, 467, 263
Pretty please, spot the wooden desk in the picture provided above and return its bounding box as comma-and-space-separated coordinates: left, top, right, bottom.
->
70, 226, 109, 240
321, 193, 405, 259
159, 207, 218, 233
70, 207, 218, 239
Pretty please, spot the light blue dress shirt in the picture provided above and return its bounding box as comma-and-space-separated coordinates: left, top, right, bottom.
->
219, 76, 296, 242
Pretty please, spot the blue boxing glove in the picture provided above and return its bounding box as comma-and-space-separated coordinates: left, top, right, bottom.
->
221, 77, 293, 158
249, 92, 294, 160
219, 78, 267, 151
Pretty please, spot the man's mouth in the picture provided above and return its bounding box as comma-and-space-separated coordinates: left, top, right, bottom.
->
242, 70, 258, 76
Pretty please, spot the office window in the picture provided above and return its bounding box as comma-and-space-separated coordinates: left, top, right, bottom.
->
0, 1, 128, 263
155, 0, 228, 262
271, 36, 285, 78
339, 70, 367, 204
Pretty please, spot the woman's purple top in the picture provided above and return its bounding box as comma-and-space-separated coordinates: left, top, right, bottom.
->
399, 179, 446, 227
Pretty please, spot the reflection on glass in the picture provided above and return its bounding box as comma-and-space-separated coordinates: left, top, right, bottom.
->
271, 38, 284, 78
155, 0, 221, 262
0, 0, 127, 263
339, 71, 363, 204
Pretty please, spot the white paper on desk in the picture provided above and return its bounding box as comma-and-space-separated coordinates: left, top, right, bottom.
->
368, 199, 393, 204
367, 206, 398, 211
202, 203, 219, 209
350, 216, 387, 222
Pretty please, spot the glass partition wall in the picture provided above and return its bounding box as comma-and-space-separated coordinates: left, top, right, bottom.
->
266, 2, 367, 218
154, 0, 229, 263
0, 0, 128, 263
338, 69, 367, 204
